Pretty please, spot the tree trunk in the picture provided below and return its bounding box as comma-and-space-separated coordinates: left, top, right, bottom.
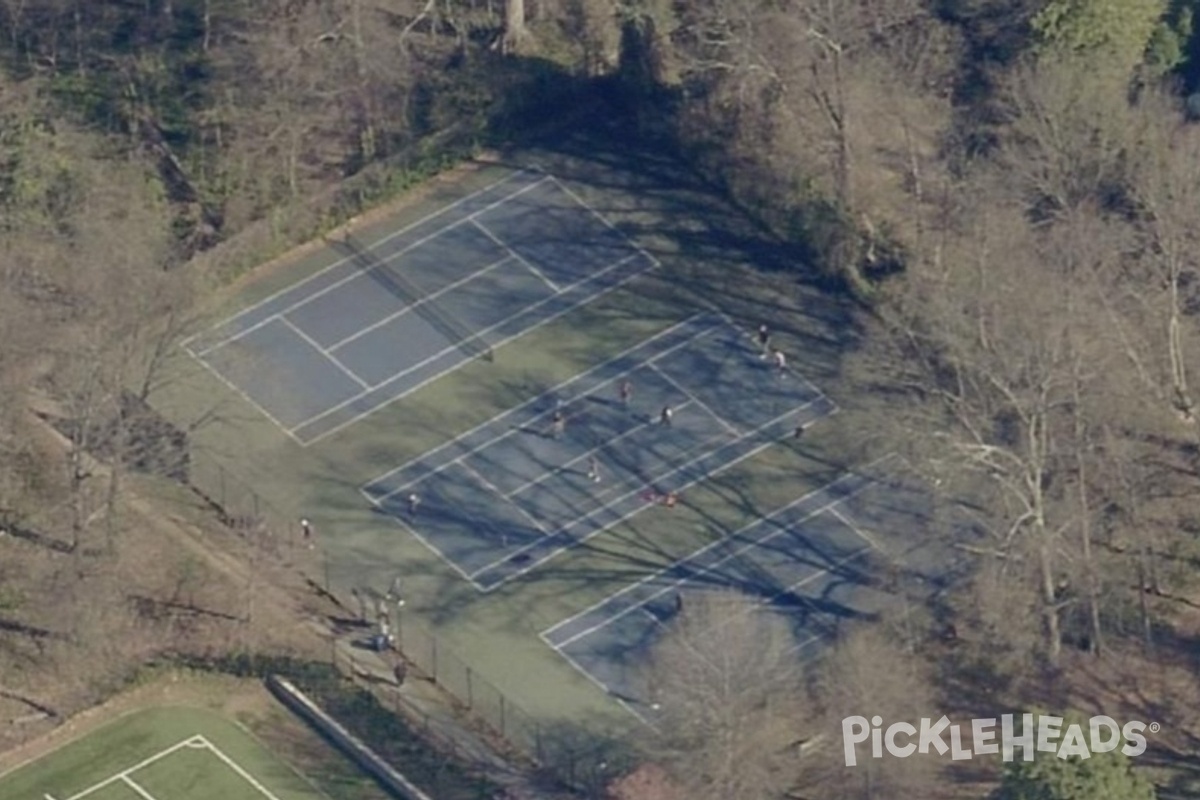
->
502, 0, 527, 54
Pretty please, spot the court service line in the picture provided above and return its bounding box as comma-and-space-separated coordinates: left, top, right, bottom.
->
296, 249, 651, 441
366, 316, 719, 500
326, 254, 516, 352
356, 315, 713, 506
278, 315, 369, 390
304, 251, 667, 448
496, 400, 698, 502
181, 168, 534, 350
470, 218, 560, 292
539, 454, 892, 643
197, 735, 285, 800
60, 736, 204, 800
459, 460, 553, 535
647, 363, 740, 437
191, 350, 305, 445
193, 176, 553, 359
470, 401, 836, 584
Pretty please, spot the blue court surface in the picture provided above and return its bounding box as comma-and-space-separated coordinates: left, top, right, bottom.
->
539, 457, 964, 719
360, 313, 838, 591
182, 168, 657, 445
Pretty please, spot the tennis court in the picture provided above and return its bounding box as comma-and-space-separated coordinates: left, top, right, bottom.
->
183, 168, 656, 445
539, 457, 964, 718
360, 313, 837, 591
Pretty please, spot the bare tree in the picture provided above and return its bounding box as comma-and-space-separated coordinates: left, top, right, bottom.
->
640, 590, 813, 800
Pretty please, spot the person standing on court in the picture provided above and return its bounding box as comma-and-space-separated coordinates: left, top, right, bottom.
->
406, 492, 420, 517
300, 518, 314, 548
587, 455, 602, 483
772, 347, 787, 377
618, 378, 632, 407
660, 405, 673, 427
552, 410, 566, 439
757, 324, 771, 358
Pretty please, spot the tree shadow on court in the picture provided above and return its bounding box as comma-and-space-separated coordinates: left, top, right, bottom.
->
484, 102, 865, 375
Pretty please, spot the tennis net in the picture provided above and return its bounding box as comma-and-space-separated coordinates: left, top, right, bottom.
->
331, 234, 493, 362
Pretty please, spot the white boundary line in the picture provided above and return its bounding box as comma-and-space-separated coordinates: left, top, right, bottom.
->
471, 402, 832, 586
549, 539, 873, 726
120, 775, 159, 800
189, 343, 305, 446
181, 168, 535, 351
357, 314, 718, 498
278, 315, 369, 389
459, 460, 552, 535
498, 399, 697, 502
295, 249, 652, 443
471, 218, 559, 291
647, 363, 740, 437
194, 176, 552, 359
540, 454, 895, 644
543, 464, 877, 651
59, 736, 203, 800
326, 254, 516, 352
466, 426, 741, 580
196, 734, 285, 800
828, 506, 887, 554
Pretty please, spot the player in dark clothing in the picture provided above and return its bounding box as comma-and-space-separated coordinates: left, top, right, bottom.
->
757, 324, 771, 358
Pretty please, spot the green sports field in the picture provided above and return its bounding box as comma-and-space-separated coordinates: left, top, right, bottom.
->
0, 707, 326, 800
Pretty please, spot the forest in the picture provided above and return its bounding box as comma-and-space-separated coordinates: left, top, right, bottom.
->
3, 1, 1200, 799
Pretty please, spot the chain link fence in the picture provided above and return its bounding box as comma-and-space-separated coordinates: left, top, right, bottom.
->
389, 610, 549, 763
185, 449, 297, 554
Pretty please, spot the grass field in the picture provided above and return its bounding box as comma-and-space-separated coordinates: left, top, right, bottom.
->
0, 707, 326, 800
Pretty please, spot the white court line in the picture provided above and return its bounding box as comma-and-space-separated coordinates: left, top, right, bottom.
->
548, 635, 655, 726
120, 776, 159, 800
326, 254, 516, 352
557, 537, 873, 654
295, 249, 651, 443
469, 403, 824, 583
279, 315, 369, 390
193, 176, 552, 358
61, 736, 204, 800
386, 513, 478, 584
188, 347, 305, 446
498, 399, 696, 501
828, 506, 886, 553
364, 316, 718, 501
196, 735, 285, 800
540, 455, 891, 646
182, 169, 538, 351
459, 460, 552, 535
471, 218, 560, 291
543, 543, 867, 727
647, 363, 740, 437
549, 176, 647, 243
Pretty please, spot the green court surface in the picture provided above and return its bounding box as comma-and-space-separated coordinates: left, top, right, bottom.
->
0, 707, 325, 800
146, 141, 940, 746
